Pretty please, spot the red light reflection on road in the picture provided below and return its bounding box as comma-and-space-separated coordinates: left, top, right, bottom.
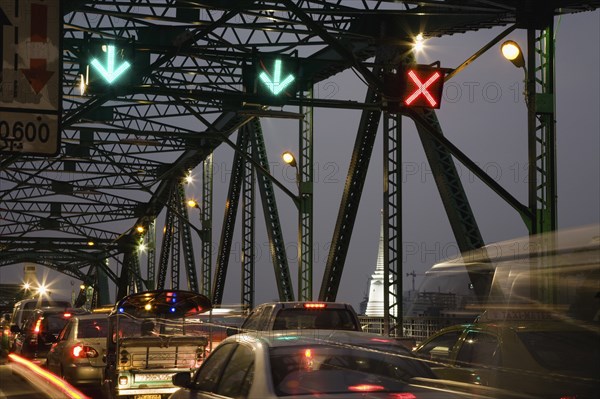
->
8, 353, 90, 399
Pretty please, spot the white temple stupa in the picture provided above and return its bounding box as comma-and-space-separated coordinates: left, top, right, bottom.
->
365, 212, 397, 317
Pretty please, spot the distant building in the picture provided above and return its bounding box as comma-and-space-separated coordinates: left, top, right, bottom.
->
23, 263, 38, 287
365, 212, 397, 317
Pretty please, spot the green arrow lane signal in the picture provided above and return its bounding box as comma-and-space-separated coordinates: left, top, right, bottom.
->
90, 45, 131, 84
259, 59, 295, 95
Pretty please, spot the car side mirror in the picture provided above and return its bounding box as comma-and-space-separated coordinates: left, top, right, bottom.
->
10, 325, 20, 334
172, 372, 192, 388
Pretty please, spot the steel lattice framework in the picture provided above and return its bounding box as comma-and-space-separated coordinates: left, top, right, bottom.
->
1, 1, 598, 315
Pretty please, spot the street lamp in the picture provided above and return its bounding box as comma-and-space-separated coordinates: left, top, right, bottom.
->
281, 151, 297, 168
413, 33, 425, 53
187, 199, 200, 209
501, 40, 525, 69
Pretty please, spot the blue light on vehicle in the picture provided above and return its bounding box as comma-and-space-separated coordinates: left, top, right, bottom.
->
170, 307, 176, 313
118, 307, 124, 313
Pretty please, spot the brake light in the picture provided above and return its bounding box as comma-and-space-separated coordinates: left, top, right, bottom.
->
371, 338, 392, 343
34, 319, 42, 333
63, 313, 72, 318
303, 303, 326, 309
71, 344, 99, 358
348, 384, 385, 392
389, 394, 417, 399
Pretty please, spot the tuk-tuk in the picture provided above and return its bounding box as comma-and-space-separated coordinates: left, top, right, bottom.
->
103, 290, 212, 399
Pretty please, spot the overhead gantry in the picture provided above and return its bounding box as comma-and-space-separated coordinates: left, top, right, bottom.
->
1, 1, 597, 331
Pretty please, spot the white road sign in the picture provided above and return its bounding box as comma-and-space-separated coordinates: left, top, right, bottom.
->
0, 0, 61, 156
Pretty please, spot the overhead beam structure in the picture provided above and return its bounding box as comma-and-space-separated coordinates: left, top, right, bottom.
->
0, 1, 596, 311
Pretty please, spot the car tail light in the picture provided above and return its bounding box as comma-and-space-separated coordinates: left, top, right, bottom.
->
71, 344, 99, 358
389, 394, 417, 399
303, 303, 326, 309
34, 319, 42, 333
63, 313, 72, 318
348, 384, 386, 392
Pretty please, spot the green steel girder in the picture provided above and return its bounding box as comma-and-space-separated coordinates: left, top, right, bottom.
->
242, 137, 255, 309
175, 183, 200, 292
1, 1, 596, 308
319, 64, 383, 303
298, 88, 314, 301
157, 202, 176, 290
201, 155, 214, 298
213, 126, 251, 305
408, 109, 491, 300
383, 112, 403, 337
249, 118, 295, 302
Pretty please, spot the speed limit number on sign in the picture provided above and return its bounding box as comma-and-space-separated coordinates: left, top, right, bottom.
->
1, 0, 61, 156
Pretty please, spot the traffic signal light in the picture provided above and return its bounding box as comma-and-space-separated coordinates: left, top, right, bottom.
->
383, 64, 446, 112
81, 38, 141, 94
244, 54, 299, 105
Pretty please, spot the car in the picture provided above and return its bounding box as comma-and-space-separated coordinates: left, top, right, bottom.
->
2, 297, 72, 352
413, 318, 600, 399
12, 307, 89, 365
46, 313, 109, 391
168, 329, 525, 399
234, 301, 362, 333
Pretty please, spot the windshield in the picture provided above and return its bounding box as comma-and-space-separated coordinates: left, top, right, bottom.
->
45, 314, 72, 334
78, 318, 108, 338
273, 309, 358, 330
270, 344, 432, 396
111, 313, 209, 342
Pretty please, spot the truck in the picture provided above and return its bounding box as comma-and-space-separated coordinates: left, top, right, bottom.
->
102, 290, 212, 399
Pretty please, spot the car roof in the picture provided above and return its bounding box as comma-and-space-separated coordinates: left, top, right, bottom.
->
111, 289, 212, 317
223, 329, 409, 350
431, 320, 599, 337
72, 313, 109, 321
256, 301, 353, 309
32, 307, 89, 316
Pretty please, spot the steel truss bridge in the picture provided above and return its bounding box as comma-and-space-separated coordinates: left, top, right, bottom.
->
1, 1, 598, 335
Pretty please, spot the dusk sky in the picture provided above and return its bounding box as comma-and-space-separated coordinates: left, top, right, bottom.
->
2, 9, 598, 310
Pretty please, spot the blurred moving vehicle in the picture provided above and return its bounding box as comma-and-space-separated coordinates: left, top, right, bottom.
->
186, 307, 246, 352
46, 313, 110, 390
414, 319, 600, 399
235, 301, 362, 333
12, 307, 89, 365
2, 297, 71, 352
103, 290, 212, 399
410, 224, 600, 399
168, 329, 522, 399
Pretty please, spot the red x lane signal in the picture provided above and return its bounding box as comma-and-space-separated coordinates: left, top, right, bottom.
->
403, 66, 444, 109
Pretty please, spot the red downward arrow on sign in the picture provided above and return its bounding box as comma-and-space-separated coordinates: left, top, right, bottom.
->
22, 58, 54, 94
21, 3, 53, 93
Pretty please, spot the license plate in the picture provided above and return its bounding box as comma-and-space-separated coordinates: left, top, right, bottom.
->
134, 395, 161, 399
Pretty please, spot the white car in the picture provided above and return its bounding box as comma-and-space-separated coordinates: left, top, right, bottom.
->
46, 313, 109, 390
168, 329, 515, 399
